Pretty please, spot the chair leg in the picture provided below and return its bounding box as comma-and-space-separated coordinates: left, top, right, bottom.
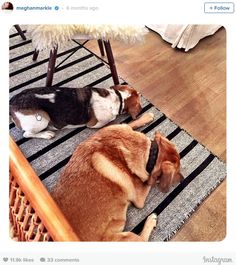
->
14, 25, 26, 41
32, 49, 39, 61
103, 40, 119, 85
97, 39, 105, 56
46, 47, 58, 87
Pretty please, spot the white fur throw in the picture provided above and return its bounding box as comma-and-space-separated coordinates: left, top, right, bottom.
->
28, 24, 148, 51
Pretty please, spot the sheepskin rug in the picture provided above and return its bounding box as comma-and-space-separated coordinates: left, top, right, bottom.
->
28, 24, 148, 51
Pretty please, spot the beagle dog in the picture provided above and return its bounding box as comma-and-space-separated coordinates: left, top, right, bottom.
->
10, 85, 141, 139
51, 113, 183, 241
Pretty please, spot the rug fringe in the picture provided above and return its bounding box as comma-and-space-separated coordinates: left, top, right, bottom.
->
164, 176, 225, 241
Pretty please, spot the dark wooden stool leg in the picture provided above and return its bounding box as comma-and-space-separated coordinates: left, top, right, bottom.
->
32, 49, 39, 61
103, 40, 119, 85
97, 39, 105, 56
46, 47, 58, 87
14, 25, 26, 40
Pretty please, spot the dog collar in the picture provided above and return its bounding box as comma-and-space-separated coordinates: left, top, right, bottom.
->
146, 140, 159, 174
114, 89, 123, 115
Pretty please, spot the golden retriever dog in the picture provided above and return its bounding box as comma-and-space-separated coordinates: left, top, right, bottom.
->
51, 113, 183, 241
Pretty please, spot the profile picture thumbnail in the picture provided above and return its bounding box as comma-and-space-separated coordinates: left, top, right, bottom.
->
1, 1, 14, 10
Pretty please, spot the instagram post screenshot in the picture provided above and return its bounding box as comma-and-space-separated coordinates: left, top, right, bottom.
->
0, 0, 236, 264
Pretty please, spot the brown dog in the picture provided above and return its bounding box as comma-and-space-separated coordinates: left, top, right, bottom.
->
51, 113, 183, 241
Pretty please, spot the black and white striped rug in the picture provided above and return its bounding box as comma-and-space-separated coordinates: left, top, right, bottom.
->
9, 26, 226, 241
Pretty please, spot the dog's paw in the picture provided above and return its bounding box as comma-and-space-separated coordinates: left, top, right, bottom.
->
40, 130, 55, 139
24, 130, 56, 139
141, 112, 154, 124
146, 213, 158, 228
147, 112, 154, 119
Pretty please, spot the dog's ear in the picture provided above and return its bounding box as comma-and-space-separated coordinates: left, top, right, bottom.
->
149, 132, 183, 191
157, 161, 181, 192
111, 85, 142, 119
124, 91, 142, 119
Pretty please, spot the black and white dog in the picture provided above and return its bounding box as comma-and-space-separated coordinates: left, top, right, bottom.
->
10, 85, 142, 139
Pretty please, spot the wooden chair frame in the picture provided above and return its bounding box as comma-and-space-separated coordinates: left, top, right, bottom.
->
32, 39, 119, 87
9, 136, 80, 241
14, 25, 26, 41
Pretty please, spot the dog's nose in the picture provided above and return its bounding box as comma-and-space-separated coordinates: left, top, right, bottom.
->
179, 173, 184, 183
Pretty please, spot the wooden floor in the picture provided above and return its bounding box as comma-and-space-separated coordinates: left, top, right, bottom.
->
85, 27, 226, 241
